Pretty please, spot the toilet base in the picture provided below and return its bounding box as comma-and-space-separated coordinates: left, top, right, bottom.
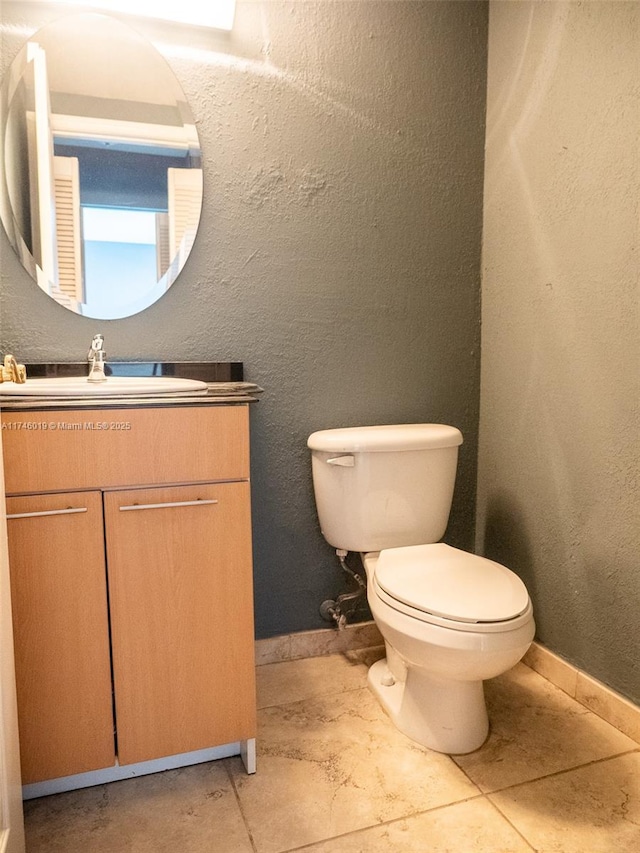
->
368, 658, 489, 754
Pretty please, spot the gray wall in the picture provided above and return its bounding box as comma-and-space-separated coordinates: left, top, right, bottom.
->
479, 1, 639, 703
0, 1, 487, 638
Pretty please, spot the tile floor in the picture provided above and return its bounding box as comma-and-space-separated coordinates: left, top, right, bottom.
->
24, 650, 640, 852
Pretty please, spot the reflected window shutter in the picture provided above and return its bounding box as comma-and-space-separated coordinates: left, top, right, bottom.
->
167, 167, 202, 263
155, 212, 170, 281
53, 155, 83, 303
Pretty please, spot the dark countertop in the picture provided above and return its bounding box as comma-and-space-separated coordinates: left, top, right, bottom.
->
0, 362, 263, 411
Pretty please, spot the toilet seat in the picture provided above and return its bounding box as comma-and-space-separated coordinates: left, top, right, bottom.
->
371, 543, 532, 634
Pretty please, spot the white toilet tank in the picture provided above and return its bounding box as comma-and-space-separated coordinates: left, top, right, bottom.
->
308, 424, 463, 553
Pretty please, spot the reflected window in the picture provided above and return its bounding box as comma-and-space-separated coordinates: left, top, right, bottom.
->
82, 207, 159, 318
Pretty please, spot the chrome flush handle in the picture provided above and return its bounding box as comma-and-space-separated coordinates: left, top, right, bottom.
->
326, 455, 355, 467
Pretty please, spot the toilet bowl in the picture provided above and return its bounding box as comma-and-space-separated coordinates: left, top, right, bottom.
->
307, 424, 535, 755
363, 546, 534, 753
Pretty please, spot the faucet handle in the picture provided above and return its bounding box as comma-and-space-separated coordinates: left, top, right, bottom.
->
87, 335, 107, 382
88, 334, 106, 359
1, 354, 27, 384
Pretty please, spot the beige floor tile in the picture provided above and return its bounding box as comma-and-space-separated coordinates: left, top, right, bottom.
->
300, 797, 534, 852
24, 762, 253, 853
23, 653, 637, 853
256, 650, 382, 709
230, 687, 479, 853
454, 663, 637, 792
490, 751, 640, 852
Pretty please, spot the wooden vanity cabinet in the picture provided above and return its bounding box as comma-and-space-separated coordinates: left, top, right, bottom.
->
2, 404, 256, 788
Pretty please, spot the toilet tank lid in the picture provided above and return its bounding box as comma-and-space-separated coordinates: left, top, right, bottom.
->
307, 424, 463, 453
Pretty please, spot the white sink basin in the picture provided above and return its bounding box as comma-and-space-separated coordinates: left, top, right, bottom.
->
0, 376, 209, 397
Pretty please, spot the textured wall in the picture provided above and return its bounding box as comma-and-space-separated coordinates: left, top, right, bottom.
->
479, 1, 639, 702
0, 2, 488, 637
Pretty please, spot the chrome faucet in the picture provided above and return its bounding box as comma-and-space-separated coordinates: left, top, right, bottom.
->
87, 334, 107, 382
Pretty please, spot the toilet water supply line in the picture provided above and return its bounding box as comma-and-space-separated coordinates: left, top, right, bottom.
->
319, 549, 366, 629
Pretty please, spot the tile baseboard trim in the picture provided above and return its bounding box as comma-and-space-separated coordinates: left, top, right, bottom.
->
256, 630, 640, 746
255, 621, 384, 667
523, 641, 640, 744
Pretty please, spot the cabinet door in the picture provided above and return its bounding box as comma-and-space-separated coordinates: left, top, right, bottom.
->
6, 491, 115, 784
104, 482, 256, 766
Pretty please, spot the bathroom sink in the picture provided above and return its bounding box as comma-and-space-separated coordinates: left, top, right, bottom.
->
0, 376, 209, 397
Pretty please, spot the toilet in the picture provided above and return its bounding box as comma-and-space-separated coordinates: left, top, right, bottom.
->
307, 424, 535, 755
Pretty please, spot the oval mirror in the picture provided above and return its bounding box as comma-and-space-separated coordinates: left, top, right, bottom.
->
0, 13, 203, 319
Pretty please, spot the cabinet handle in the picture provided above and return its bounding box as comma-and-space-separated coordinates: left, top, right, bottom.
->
7, 507, 88, 520
118, 499, 219, 512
